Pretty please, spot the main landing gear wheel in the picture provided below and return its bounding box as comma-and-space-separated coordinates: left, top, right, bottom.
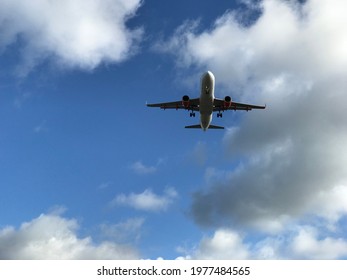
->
190, 112, 196, 117
217, 112, 223, 118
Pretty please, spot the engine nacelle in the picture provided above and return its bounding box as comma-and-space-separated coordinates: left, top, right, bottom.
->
223, 96, 232, 108
182, 95, 190, 108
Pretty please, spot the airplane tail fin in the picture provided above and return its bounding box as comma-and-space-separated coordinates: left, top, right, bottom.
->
185, 124, 224, 129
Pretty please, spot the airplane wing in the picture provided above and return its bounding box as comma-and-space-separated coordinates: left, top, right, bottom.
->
213, 98, 266, 111
147, 98, 200, 111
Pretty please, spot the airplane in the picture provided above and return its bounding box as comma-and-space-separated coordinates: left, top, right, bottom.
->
147, 71, 266, 131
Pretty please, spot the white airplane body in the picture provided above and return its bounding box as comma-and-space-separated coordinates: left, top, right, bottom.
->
147, 71, 265, 131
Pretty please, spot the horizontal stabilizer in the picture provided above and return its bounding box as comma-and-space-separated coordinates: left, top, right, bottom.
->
185, 124, 201, 129
185, 124, 224, 129
208, 124, 224, 129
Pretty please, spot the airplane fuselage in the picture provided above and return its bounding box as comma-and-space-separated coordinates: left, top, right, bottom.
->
199, 71, 215, 131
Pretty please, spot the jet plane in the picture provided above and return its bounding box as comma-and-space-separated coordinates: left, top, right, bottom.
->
147, 71, 266, 131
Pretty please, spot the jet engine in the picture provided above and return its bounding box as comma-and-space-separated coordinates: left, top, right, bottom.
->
224, 96, 232, 108
182, 95, 190, 108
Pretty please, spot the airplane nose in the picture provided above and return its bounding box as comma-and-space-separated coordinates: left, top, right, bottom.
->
206, 71, 214, 81
202, 71, 214, 81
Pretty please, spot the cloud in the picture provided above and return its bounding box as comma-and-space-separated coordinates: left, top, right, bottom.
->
0, 213, 139, 259
289, 226, 347, 259
0, 0, 143, 74
97, 181, 113, 190
111, 188, 178, 212
160, 0, 347, 95
100, 217, 145, 243
130, 161, 157, 175
177, 225, 347, 260
161, 0, 347, 235
191, 229, 250, 259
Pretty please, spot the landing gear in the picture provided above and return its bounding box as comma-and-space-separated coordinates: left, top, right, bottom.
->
190, 112, 196, 117
217, 112, 223, 118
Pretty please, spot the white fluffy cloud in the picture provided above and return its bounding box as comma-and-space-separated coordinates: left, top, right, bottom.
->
289, 226, 347, 259
0, 0, 143, 73
178, 225, 347, 260
162, 0, 347, 92
111, 187, 178, 212
0, 213, 139, 259
191, 229, 250, 259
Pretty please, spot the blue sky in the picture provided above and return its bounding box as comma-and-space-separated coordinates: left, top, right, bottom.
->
1, 0, 347, 259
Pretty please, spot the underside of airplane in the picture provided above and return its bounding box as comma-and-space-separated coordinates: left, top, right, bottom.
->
147, 71, 266, 131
